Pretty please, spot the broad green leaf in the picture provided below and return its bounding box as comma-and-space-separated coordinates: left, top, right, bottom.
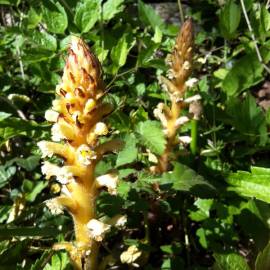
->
42, 0, 68, 34
138, 0, 165, 32
152, 26, 163, 43
189, 199, 214, 222
219, 0, 241, 39
227, 167, 270, 203
29, 30, 57, 51
44, 252, 71, 270
103, 0, 125, 21
136, 120, 166, 155
0, 117, 47, 144
213, 253, 251, 270
22, 49, 55, 63
226, 94, 267, 145
222, 53, 263, 96
14, 155, 40, 171
110, 33, 135, 74
161, 162, 215, 195
26, 8, 41, 29
75, 0, 101, 33
116, 134, 137, 167
0, 166, 16, 188
261, 6, 270, 32
255, 241, 270, 270
117, 180, 131, 199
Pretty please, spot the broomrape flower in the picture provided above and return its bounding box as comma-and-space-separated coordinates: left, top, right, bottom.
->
153, 19, 194, 173
37, 141, 54, 158
87, 219, 111, 242
95, 173, 118, 195
45, 198, 64, 215
76, 144, 97, 166
38, 37, 123, 269
45, 110, 59, 122
120, 245, 142, 267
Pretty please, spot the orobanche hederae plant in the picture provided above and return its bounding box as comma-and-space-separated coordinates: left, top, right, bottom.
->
38, 37, 123, 269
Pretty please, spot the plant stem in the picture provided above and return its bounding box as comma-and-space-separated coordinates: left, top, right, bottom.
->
190, 119, 198, 155
177, 0, 184, 25
240, 0, 270, 74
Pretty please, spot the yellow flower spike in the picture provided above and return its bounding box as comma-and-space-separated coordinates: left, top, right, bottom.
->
39, 36, 120, 269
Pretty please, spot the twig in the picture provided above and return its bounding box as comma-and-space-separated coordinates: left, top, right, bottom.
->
0, 96, 27, 120
240, 0, 270, 74
267, 0, 270, 9
177, 0, 184, 25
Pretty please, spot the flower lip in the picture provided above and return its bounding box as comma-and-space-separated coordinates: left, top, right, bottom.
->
96, 173, 118, 195
37, 141, 54, 158
77, 144, 97, 166
87, 219, 111, 242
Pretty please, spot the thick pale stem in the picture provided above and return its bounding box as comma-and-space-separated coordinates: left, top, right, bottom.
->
157, 100, 182, 173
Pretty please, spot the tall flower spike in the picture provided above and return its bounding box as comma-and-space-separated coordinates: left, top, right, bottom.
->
39, 37, 123, 270
154, 19, 194, 173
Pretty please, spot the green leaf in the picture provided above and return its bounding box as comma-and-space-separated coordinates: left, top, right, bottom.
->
219, 0, 241, 39
213, 253, 251, 270
189, 199, 214, 222
0, 112, 11, 121
226, 94, 267, 145
31, 251, 52, 270
103, 0, 125, 21
75, 0, 101, 33
161, 163, 215, 195
138, 0, 165, 32
0, 166, 16, 188
14, 155, 40, 172
0, 117, 46, 144
255, 241, 270, 270
29, 30, 57, 51
42, 0, 68, 34
116, 134, 137, 167
222, 53, 263, 96
110, 33, 135, 74
136, 120, 166, 155
22, 49, 54, 63
227, 167, 270, 203
26, 8, 42, 29
261, 6, 270, 32
44, 252, 71, 270
23, 180, 47, 202
117, 180, 131, 199
0, 0, 20, 5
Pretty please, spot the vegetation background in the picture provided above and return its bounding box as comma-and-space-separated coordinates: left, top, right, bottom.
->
1, 0, 270, 269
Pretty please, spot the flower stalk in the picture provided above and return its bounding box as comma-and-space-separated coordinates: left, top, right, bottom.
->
39, 37, 122, 270
154, 19, 194, 173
